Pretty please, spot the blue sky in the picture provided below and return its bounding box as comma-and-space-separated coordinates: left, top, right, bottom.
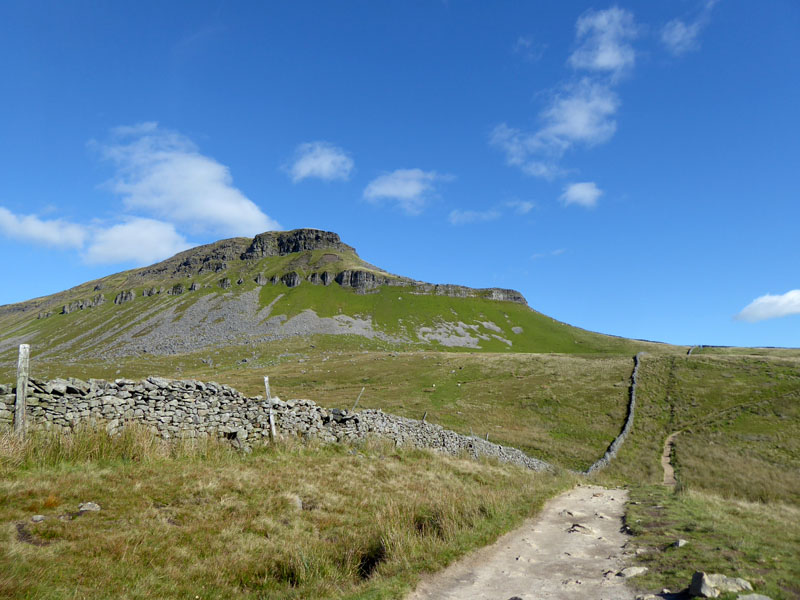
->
1, 1, 798, 347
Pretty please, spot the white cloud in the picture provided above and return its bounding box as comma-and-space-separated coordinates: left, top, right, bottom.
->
560, 182, 602, 208
491, 80, 619, 178
84, 218, 191, 266
100, 122, 279, 237
539, 80, 619, 147
287, 141, 354, 183
506, 200, 535, 215
661, 0, 718, 56
0, 207, 87, 248
363, 169, 448, 215
735, 290, 800, 323
532, 248, 566, 260
448, 209, 501, 226
569, 7, 638, 76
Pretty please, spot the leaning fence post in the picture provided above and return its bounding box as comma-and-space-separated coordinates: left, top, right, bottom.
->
14, 344, 30, 438
264, 376, 276, 442
351, 387, 365, 413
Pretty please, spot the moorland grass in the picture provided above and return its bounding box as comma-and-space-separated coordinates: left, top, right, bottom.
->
0, 426, 572, 600
626, 485, 800, 599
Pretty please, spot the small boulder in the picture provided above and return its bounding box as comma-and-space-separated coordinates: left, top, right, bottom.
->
738, 595, 772, 600
78, 502, 101, 513
617, 566, 648, 578
31, 515, 46, 523
672, 538, 689, 548
690, 572, 753, 598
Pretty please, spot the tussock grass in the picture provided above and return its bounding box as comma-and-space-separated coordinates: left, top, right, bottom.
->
1, 425, 232, 473
0, 426, 571, 599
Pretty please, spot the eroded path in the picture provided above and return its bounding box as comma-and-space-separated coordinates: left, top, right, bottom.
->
661, 432, 680, 487
406, 485, 637, 600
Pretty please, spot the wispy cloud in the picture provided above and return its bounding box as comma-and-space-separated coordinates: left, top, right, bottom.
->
84, 218, 191, 266
448, 208, 501, 226
363, 169, 449, 215
735, 290, 800, 323
99, 122, 279, 236
569, 6, 638, 77
506, 200, 535, 215
532, 248, 566, 260
661, 0, 719, 56
0, 207, 87, 248
492, 7, 635, 181
560, 181, 602, 208
287, 141, 354, 183
514, 35, 546, 62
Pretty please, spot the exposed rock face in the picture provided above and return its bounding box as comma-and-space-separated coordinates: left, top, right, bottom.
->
255, 273, 268, 285
113, 291, 134, 305
281, 272, 302, 288
142, 287, 160, 297
168, 284, 184, 296
61, 294, 106, 315
219, 278, 231, 289
335, 270, 394, 292
189, 282, 200, 291
242, 229, 355, 260
308, 272, 333, 286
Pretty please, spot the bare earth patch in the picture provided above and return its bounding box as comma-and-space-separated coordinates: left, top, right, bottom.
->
407, 485, 637, 600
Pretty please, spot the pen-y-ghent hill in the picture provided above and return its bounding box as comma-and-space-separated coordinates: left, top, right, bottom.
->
0, 227, 650, 363
1, 229, 799, 599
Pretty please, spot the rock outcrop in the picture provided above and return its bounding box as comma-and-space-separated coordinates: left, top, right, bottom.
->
61, 294, 106, 314
242, 229, 355, 260
113, 290, 134, 305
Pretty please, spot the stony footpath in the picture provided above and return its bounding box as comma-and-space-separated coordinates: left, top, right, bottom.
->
0, 376, 551, 472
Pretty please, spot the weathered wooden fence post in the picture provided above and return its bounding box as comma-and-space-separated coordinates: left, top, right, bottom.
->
350, 387, 365, 413
14, 344, 30, 438
264, 376, 276, 442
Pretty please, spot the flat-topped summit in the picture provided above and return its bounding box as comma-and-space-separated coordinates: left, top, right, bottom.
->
242, 229, 356, 259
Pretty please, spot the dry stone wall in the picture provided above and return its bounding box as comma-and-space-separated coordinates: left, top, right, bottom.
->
0, 377, 552, 472
584, 352, 643, 474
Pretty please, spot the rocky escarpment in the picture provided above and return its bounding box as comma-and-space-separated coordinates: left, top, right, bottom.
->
0, 377, 552, 472
241, 229, 355, 260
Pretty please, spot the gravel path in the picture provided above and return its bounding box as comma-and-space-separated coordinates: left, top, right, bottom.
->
406, 485, 638, 600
